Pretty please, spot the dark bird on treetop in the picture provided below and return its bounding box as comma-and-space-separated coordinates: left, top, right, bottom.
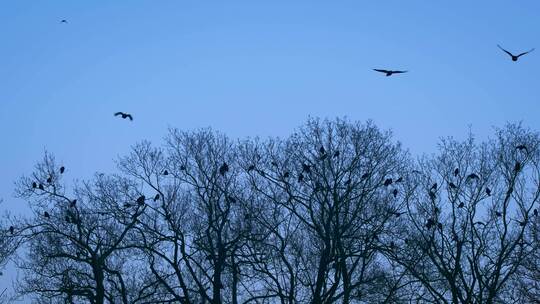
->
430, 183, 438, 191
219, 162, 229, 176
44, 211, 50, 218
60, 166, 65, 174
449, 182, 457, 189
495, 211, 502, 217
32, 182, 37, 189
514, 162, 522, 172
247, 165, 255, 172
114, 112, 133, 121
162, 170, 169, 175
516, 144, 528, 152
393, 189, 398, 198
319, 146, 326, 155
361, 173, 370, 179
486, 187, 492, 196
60, 19, 68, 23
454, 168, 460, 176
384, 178, 393, 187
180, 165, 186, 170
70, 200, 77, 208
458, 202, 464, 208
47, 176, 52, 184
38, 184, 44, 190
535, 209, 538, 216
9, 226, 14, 234
154, 194, 160, 202
497, 45, 535, 61
302, 163, 311, 174
298, 173, 304, 182
136, 195, 146, 205
467, 173, 479, 180
425, 218, 435, 229
373, 69, 408, 76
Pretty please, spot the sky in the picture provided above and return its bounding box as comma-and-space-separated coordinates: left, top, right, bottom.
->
0, 0, 539, 299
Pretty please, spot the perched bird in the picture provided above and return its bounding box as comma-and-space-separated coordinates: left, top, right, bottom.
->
70, 199, 77, 208
9, 226, 14, 235
467, 173, 479, 180
486, 187, 492, 196
247, 165, 256, 172
449, 182, 457, 189
535, 209, 538, 216
458, 202, 464, 208
136, 195, 146, 205
373, 69, 408, 77
114, 112, 133, 121
497, 45, 535, 61
495, 211, 502, 217
361, 173, 370, 179
425, 218, 435, 229
302, 163, 311, 174
393, 189, 398, 198
516, 144, 528, 152
162, 170, 169, 175
153, 194, 160, 202
60, 166, 65, 174
38, 184, 44, 190
384, 178, 393, 187
319, 146, 326, 155
219, 162, 229, 176
430, 183, 438, 191
518, 220, 526, 227
454, 168, 460, 177
44, 211, 50, 218
47, 176, 52, 183
514, 162, 522, 172
32, 182, 37, 189
283, 171, 290, 178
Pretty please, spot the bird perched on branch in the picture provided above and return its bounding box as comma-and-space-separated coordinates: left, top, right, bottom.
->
114, 112, 133, 121
60, 166, 65, 174
497, 45, 535, 61
373, 69, 408, 77
219, 162, 229, 176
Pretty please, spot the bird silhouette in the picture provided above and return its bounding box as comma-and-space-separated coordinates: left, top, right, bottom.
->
497, 45, 535, 61
302, 163, 311, 174
430, 183, 438, 191
425, 218, 435, 229
514, 162, 522, 172
458, 202, 464, 208
162, 170, 169, 175
247, 165, 256, 172
516, 144, 528, 153
495, 211, 502, 217
114, 112, 133, 121
60, 166, 65, 174
298, 173, 305, 182
154, 194, 160, 201
219, 162, 229, 176
393, 189, 398, 198
70, 199, 77, 208
535, 209, 538, 216
136, 195, 146, 205
44, 211, 50, 218
319, 146, 326, 155
361, 173, 370, 179
486, 188, 492, 196
449, 182, 457, 189
454, 168, 460, 177
47, 176, 52, 183
9, 226, 14, 235
373, 69, 408, 76
38, 184, 44, 190
32, 182, 37, 189
384, 178, 393, 187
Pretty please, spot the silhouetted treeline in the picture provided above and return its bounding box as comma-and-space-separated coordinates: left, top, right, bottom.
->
2, 118, 540, 304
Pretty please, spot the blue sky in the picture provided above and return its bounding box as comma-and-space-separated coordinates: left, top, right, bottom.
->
0, 0, 539, 293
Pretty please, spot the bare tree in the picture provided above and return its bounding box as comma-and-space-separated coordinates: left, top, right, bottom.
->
387, 123, 540, 303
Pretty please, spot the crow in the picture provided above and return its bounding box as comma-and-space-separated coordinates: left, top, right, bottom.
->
9, 226, 14, 235
319, 146, 326, 155
32, 182, 37, 189
219, 162, 229, 176
373, 69, 408, 76
449, 182, 457, 189
60, 166, 65, 174
458, 202, 464, 208
70, 199, 77, 208
162, 170, 169, 175
454, 168, 460, 176
384, 178, 393, 187
425, 219, 435, 229
136, 195, 146, 205
44, 211, 50, 218
247, 165, 256, 172
497, 45, 535, 61
302, 163, 311, 174
495, 211, 502, 217
514, 162, 522, 172
430, 183, 438, 191
154, 194, 160, 202
361, 173, 370, 179
393, 189, 398, 198
486, 187, 492, 196
60, 19, 68, 23
47, 176, 52, 183
114, 112, 133, 121
38, 184, 44, 190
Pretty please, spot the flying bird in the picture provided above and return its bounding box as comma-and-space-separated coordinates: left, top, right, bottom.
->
497, 45, 535, 61
60, 19, 68, 23
373, 69, 408, 77
60, 166, 65, 174
114, 112, 133, 121
219, 162, 229, 176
